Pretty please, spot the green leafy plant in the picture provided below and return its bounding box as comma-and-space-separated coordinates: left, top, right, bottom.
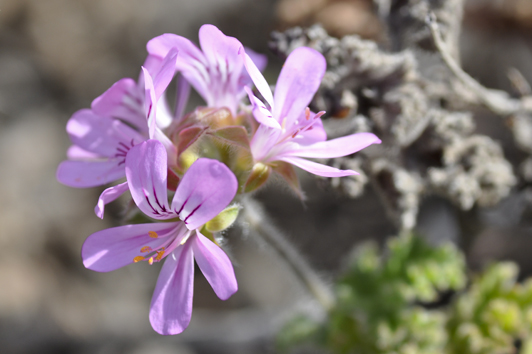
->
279, 234, 532, 354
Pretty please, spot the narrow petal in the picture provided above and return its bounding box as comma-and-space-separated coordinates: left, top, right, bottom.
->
149, 242, 195, 335
94, 181, 129, 219
171, 158, 237, 230
142, 67, 158, 139
280, 132, 381, 159
91, 78, 146, 131
191, 231, 237, 300
238, 47, 267, 91
243, 51, 274, 109
56, 159, 125, 188
125, 140, 173, 219
245, 87, 280, 129
67, 109, 145, 157
82, 222, 179, 272
153, 48, 178, 101
273, 47, 326, 128
279, 156, 359, 177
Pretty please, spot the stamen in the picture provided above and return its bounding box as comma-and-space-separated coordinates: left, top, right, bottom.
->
149, 257, 154, 265
292, 129, 300, 138
140, 246, 152, 253
133, 256, 145, 263
148, 231, 158, 239
155, 247, 166, 261
305, 107, 310, 120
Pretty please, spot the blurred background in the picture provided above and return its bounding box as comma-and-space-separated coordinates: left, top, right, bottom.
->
2, 0, 532, 353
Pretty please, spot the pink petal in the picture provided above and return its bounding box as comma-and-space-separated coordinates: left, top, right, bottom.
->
174, 75, 191, 120
125, 140, 173, 220
56, 159, 125, 188
153, 48, 178, 101
273, 47, 326, 129
279, 156, 359, 177
67, 145, 99, 159
191, 231, 237, 300
149, 242, 195, 335
94, 181, 129, 219
171, 158, 237, 230
250, 124, 282, 162
281, 132, 381, 159
238, 47, 267, 90
199, 24, 243, 87
141, 67, 158, 139
82, 222, 179, 272
66, 109, 145, 157
245, 87, 280, 129
243, 51, 274, 109
91, 78, 146, 131
293, 117, 327, 145
147, 33, 210, 102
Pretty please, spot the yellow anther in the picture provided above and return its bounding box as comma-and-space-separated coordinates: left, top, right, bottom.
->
133, 256, 145, 263
149, 257, 154, 265
140, 246, 152, 253
155, 247, 166, 261
148, 231, 158, 239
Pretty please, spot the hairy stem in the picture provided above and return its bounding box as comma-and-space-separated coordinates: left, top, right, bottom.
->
239, 197, 335, 312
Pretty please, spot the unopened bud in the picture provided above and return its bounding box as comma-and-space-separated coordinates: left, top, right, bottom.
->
244, 162, 271, 193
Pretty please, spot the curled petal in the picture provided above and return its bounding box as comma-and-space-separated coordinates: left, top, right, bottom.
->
242, 51, 273, 109
57, 159, 125, 188
245, 87, 280, 129
94, 181, 129, 219
279, 156, 359, 178
171, 158, 238, 230
273, 47, 326, 129
82, 222, 179, 272
149, 242, 195, 335
191, 231, 237, 300
125, 140, 173, 219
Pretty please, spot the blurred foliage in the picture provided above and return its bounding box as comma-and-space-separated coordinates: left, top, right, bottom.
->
279, 234, 532, 354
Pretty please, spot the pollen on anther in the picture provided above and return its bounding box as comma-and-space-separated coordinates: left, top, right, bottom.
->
155, 247, 166, 261
149, 257, 154, 265
140, 246, 152, 253
133, 256, 145, 263
148, 231, 158, 239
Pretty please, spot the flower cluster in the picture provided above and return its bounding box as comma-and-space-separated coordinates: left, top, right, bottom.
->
57, 24, 381, 335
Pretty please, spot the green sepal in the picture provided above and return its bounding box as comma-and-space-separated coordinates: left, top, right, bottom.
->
205, 204, 240, 233
244, 162, 271, 193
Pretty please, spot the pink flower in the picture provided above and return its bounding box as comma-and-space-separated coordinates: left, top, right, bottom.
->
82, 140, 238, 335
147, 24, 266, 115
244, 47, 382, 177
57, 49, 180, 217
